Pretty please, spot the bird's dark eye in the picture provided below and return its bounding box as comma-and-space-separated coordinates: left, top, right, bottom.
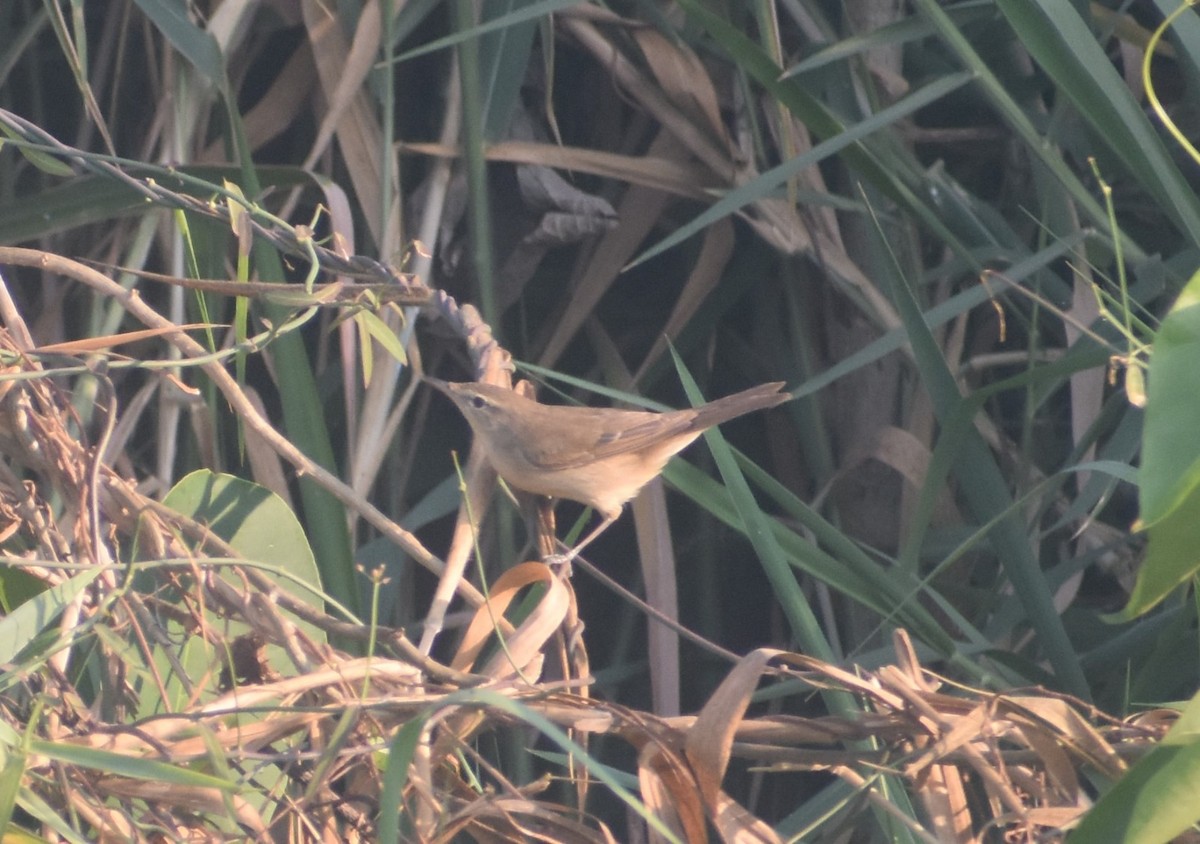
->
471, 396, 487, 409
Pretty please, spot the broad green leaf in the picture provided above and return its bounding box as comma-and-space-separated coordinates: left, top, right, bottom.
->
1071, 689, 1200, 843
0, 569, 103, 666
161, 470, 325, 634
1137, 270, 1200, 523
148, 471, 325, 815
137, 470, 325, 715
1121, 270, 1200, 616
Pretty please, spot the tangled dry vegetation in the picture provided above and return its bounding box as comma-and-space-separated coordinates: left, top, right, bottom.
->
0, 243, 1172, 843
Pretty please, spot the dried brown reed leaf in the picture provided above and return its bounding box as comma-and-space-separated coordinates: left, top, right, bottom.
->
32, 324, 218, 354
629, 479, 681, 717
1011, 719, 1082, 800
86, 710, 325, 761
883, 660, 1079, 830
300, 0, 392, 251
562, 18, 734, 184
99, 779, 266, 834
681, 648, 802, 842
839, 424, 959, 522
900, 697, 993, 774
536, 131, 679, 368
631, 27, 732, 155
202, 45, 316, 161
626, 636, 1162, 840
635, 217, 735, 384
900, 695, 1035, 825
451, 561, 572, 680
918, 763, 972, 844
637, 740, 707, 844
454, 794, 617, 844
402, 139, 716, 199
303, 1, 384, 172
686, 648, 784, 807
66, 801, 136, 844
710, 789, 782, 844
1000, 695, 1125, 778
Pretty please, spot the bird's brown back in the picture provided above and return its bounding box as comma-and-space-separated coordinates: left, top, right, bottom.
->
431, 379, 789, 515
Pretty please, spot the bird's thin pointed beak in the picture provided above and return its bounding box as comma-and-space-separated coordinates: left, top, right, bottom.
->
423, 376, 451, 396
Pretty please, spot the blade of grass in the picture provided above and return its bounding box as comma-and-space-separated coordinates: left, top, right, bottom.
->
377, 716, 423, 844
454, 0, 497, 325
391, 0, 578, 65
669, 352, 847, 674
30, 741, 238, 790
867, 198, 1090, 699
782, 1, 994, 77
994, 0, 1200, 245
909, 0, 1154, 260
794, 232, 1095, 400
675, 0, 975, 265
627, 71, 974, 270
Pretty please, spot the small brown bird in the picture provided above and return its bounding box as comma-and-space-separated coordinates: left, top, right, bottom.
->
427, 378, 788, 560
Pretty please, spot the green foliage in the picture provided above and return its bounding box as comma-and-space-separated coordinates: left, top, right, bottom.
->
0, 570, 104, 667
1072, 690, 1200, 844
1124, 269, 1200, 618
158, 469, 327, 645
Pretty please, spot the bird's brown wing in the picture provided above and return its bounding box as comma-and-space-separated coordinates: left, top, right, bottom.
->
584, 412, 701, 461
517, 408, 696, 471
521, 382, 787, 470
581, 382, 787, 464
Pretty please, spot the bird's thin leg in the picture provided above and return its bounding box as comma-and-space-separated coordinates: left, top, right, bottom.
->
565, 511, 619, 560
546, 510, 620, 574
